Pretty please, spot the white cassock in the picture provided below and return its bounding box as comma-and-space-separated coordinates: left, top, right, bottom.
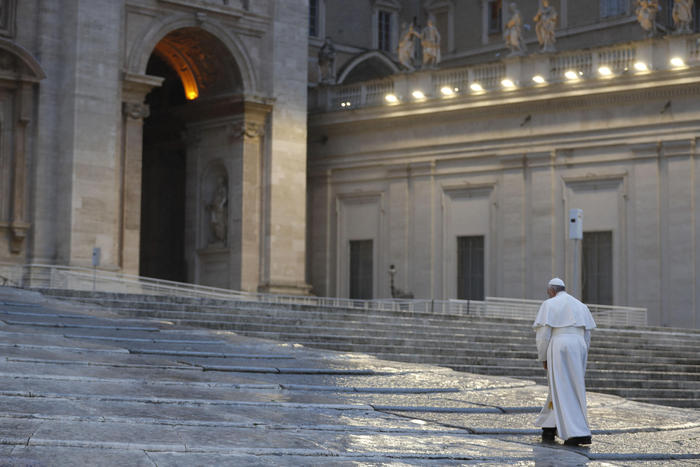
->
533, 291, 596, 440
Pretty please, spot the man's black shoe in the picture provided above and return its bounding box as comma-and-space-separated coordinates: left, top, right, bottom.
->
541, 427, 556, 442
564, 436, 592, 446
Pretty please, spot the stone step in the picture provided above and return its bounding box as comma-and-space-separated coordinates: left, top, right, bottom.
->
83, 298, 700, 342
362, 348, 700, 367
291, 340, 700, 366
626, 397, 700, 408
35, 289, 700, 408
591, 387, 700, 399
40, 289, 700, 336
94, 305, 700, 352
229, 328, 700, 355
101, 305, 700, 343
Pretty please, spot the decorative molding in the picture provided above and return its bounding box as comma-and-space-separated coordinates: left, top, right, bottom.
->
122, 102, 150, 120
158, 0, 244, 19
229, 120, 265, 140
442, 181, 496, 198
9, 221, 29, 254
0, 0, 16, 38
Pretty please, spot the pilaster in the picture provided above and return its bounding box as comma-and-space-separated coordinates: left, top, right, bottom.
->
120, 73, 163, 274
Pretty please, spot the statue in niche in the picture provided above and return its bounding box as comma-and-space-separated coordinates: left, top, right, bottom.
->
207, 175, 228, 246
636, 0, 659, 37
420, 17, 441, 68
398, 22, 419, 69
534, 0, 558, 52
504, 3, 527, 56
673, 0, 694, 34
318, 37, 337, 84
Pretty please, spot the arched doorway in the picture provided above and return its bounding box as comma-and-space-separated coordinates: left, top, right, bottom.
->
139, 27, 244, 284
139, 53, 187, 281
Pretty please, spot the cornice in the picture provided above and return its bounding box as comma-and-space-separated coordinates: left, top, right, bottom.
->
310, 70, 700, 129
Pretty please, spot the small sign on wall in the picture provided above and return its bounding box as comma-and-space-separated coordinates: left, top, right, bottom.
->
92, 247, 101, 268
569, 209, 583, 240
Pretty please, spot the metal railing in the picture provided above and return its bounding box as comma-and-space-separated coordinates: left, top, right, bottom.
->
0, 263, 647, 326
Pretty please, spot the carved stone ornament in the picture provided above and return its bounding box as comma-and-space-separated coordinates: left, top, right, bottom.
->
122, 102, 150, 120
229, 121, 265, 140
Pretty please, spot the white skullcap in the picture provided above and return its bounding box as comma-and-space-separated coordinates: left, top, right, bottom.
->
548, 277, 565, 287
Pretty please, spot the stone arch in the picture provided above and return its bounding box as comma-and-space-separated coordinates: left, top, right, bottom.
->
337, 51, 399, 84
0, 38, 46, 82
126, 14, 256, 94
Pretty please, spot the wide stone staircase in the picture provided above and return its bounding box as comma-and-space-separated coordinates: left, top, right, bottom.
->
38, 289, 700, 409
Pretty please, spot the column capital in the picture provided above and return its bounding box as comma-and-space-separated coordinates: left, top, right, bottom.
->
229, 120, 265, 140
122, 101, 150, 120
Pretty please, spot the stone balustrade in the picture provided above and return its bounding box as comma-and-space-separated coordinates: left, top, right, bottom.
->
312, 34, 700, 113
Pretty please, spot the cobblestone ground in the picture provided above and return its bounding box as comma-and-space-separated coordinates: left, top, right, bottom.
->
0, 286, 698, 466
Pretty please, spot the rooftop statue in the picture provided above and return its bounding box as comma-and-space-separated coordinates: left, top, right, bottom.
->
673, 0, 694, 34
534, 0, 558, 52
398, 22, 419, 69
318, 37, 337, 84
420, 18, 441, 68
636, 0, 659, 37
504, 2, 527, 56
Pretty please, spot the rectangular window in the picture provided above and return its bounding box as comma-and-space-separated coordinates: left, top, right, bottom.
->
600, 0, 626, 18
349, 240, 373, 299
378, 10, 392, 51
309, 0, 318, 37
487, 0, 502, 34
582, 231, 613, 305
457, 236, 485, 300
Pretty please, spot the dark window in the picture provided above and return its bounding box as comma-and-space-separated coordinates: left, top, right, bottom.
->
487, 0, 502, 34
600, 0, 626, 18
457, 236, 485, 300
582, 231, 613, 305
309, 0, 318, 36
350, 240, 373, 299
378, 10, 391, 51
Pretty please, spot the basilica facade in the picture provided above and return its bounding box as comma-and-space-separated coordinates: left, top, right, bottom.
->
1, 0, 309, 295
3, 1, 700, 329
307, 0, 700, 330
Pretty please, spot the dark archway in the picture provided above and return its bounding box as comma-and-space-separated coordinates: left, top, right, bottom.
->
139, 53, 187, 281
139, 27, 243, 282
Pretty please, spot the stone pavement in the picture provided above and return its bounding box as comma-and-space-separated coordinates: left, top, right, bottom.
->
0, 286, 698, 466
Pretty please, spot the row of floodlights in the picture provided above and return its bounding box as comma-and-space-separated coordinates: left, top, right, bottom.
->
375, 57, 686, 106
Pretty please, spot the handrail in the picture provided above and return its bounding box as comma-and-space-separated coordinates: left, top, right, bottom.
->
0, 263, 647, 326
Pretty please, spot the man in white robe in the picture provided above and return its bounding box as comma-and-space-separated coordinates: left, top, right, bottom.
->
533, 278, 596, 446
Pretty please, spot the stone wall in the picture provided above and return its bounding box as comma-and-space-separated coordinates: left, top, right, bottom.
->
308, 40, 700, 328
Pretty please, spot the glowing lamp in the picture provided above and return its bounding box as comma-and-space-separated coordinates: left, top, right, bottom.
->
412, 90, 426, 99
440, 86, 455, 96
385, 93, 398, 104
532, 75, 546, 84
598, 66, 612, 76
564, 70, 579, 80
501, 78, 515, 88
634, 62, 648, 72
670, 57, 685, 68
470, 82, 484, 92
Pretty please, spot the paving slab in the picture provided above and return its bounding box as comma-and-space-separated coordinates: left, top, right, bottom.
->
1, 286, 699, 466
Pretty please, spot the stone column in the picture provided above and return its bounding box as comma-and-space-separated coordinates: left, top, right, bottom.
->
229, 113, 266, 292
120, 73, 163, 274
